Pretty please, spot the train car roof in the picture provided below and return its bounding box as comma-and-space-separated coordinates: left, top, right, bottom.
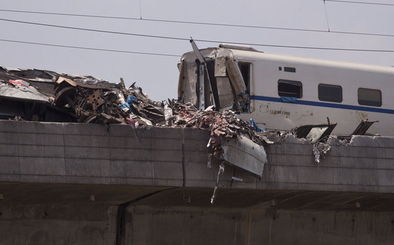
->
231, 48, 394, 74
182, 45, 394, 75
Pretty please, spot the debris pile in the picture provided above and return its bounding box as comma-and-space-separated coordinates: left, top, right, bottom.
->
0, 66, 165, 125
164, 101, 269, 158
0, 66, 268, 156
312, 136, 350, 164
54, 77, 164, 125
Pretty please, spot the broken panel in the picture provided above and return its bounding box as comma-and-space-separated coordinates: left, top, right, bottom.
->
222, 135, 267, 177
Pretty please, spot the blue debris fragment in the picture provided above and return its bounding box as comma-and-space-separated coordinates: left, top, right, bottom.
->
127, 95, 138, 104
249, 118, 264, 132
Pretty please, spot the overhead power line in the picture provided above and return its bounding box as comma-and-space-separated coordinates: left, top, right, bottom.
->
0, 38, 180, 57
0, 9, 143, 21
325, 0, 394, 7
0, 17, 188, 41
0, 9, 326, 33
1, 17, 394, 53
1, 9, 394, 38
2, 37, 394, 57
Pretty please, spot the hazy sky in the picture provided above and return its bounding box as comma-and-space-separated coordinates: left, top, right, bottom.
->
0, 0, 393, 100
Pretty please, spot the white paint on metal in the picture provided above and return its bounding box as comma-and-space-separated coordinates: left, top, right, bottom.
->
222, 135, 267, 177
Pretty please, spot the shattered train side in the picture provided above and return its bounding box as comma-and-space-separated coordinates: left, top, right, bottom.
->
177, 46, 250, 112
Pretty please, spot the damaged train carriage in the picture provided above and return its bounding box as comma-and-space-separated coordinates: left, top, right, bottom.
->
178, 44, 394, 136
178, 44, 252, 113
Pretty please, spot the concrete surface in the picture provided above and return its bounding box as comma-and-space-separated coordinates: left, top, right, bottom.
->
124, 205, 394, 245
0, 203, 117, 245
1, 121, 394, 194
1, 120, 394, 244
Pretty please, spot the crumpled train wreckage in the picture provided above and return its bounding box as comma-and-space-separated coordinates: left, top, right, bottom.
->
0, 66, 164, 125
0, 64, 359, 203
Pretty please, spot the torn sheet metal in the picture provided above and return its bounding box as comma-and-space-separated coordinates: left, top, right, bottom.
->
294, 124, 337, 143
0, 80, 49, 102
352, 120, 378, 135
190, 39, 216, 110
214, 56, 227, 77
0, 66, 166, 124
190, 39, 206, 63
54, 79, 164, 125
215, 77, 234, 109
225, 57, 247, 96
178, 46, 249, 112
177, 60, 198, 105
221, 135, 267, 177
56, 76, 119, 90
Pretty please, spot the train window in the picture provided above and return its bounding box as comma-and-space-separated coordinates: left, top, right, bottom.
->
318, 84, 342, 102
278, 79, 302, 98
284, 67, 296, 73
358, 88, 382, 107
238, 62, 251, 95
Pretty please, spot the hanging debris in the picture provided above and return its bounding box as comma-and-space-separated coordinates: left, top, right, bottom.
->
210, 162, 225, 204
163, 100, 269, 175
312, 141, 332, 164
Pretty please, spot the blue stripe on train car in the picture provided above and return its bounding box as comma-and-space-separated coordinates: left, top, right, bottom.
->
250, 95, 394, 114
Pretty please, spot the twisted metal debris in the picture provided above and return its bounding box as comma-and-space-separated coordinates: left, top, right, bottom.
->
54, 76, 164, 125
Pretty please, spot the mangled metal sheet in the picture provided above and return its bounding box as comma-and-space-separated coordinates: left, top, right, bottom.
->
215, 77, 234, 109
0, 66, 165, 124
0, 80, 49, 102
178, 60, 198, 105
225, 57, 247, 96
294, 124, 337, 143
214, 56, 227, 77
222, 135, 267, 176
178, 45, 249, 112
351, 120, 378, 135
54, 76, 165, 125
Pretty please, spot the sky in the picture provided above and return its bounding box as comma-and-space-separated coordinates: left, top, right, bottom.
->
0, 0, 393, 100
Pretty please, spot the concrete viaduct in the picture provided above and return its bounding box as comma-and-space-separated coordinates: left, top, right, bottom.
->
0, 120, 394, 244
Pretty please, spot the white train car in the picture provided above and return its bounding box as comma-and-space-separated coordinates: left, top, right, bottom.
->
178, 44, 394, 136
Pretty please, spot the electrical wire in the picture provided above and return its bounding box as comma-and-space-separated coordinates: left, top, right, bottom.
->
1, 9, 394, 38
325, 0, 394, 7
0, 9, 325, 33
1, 17, 394, 53
0, 17, 189, 41
0, 38, 180, 57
